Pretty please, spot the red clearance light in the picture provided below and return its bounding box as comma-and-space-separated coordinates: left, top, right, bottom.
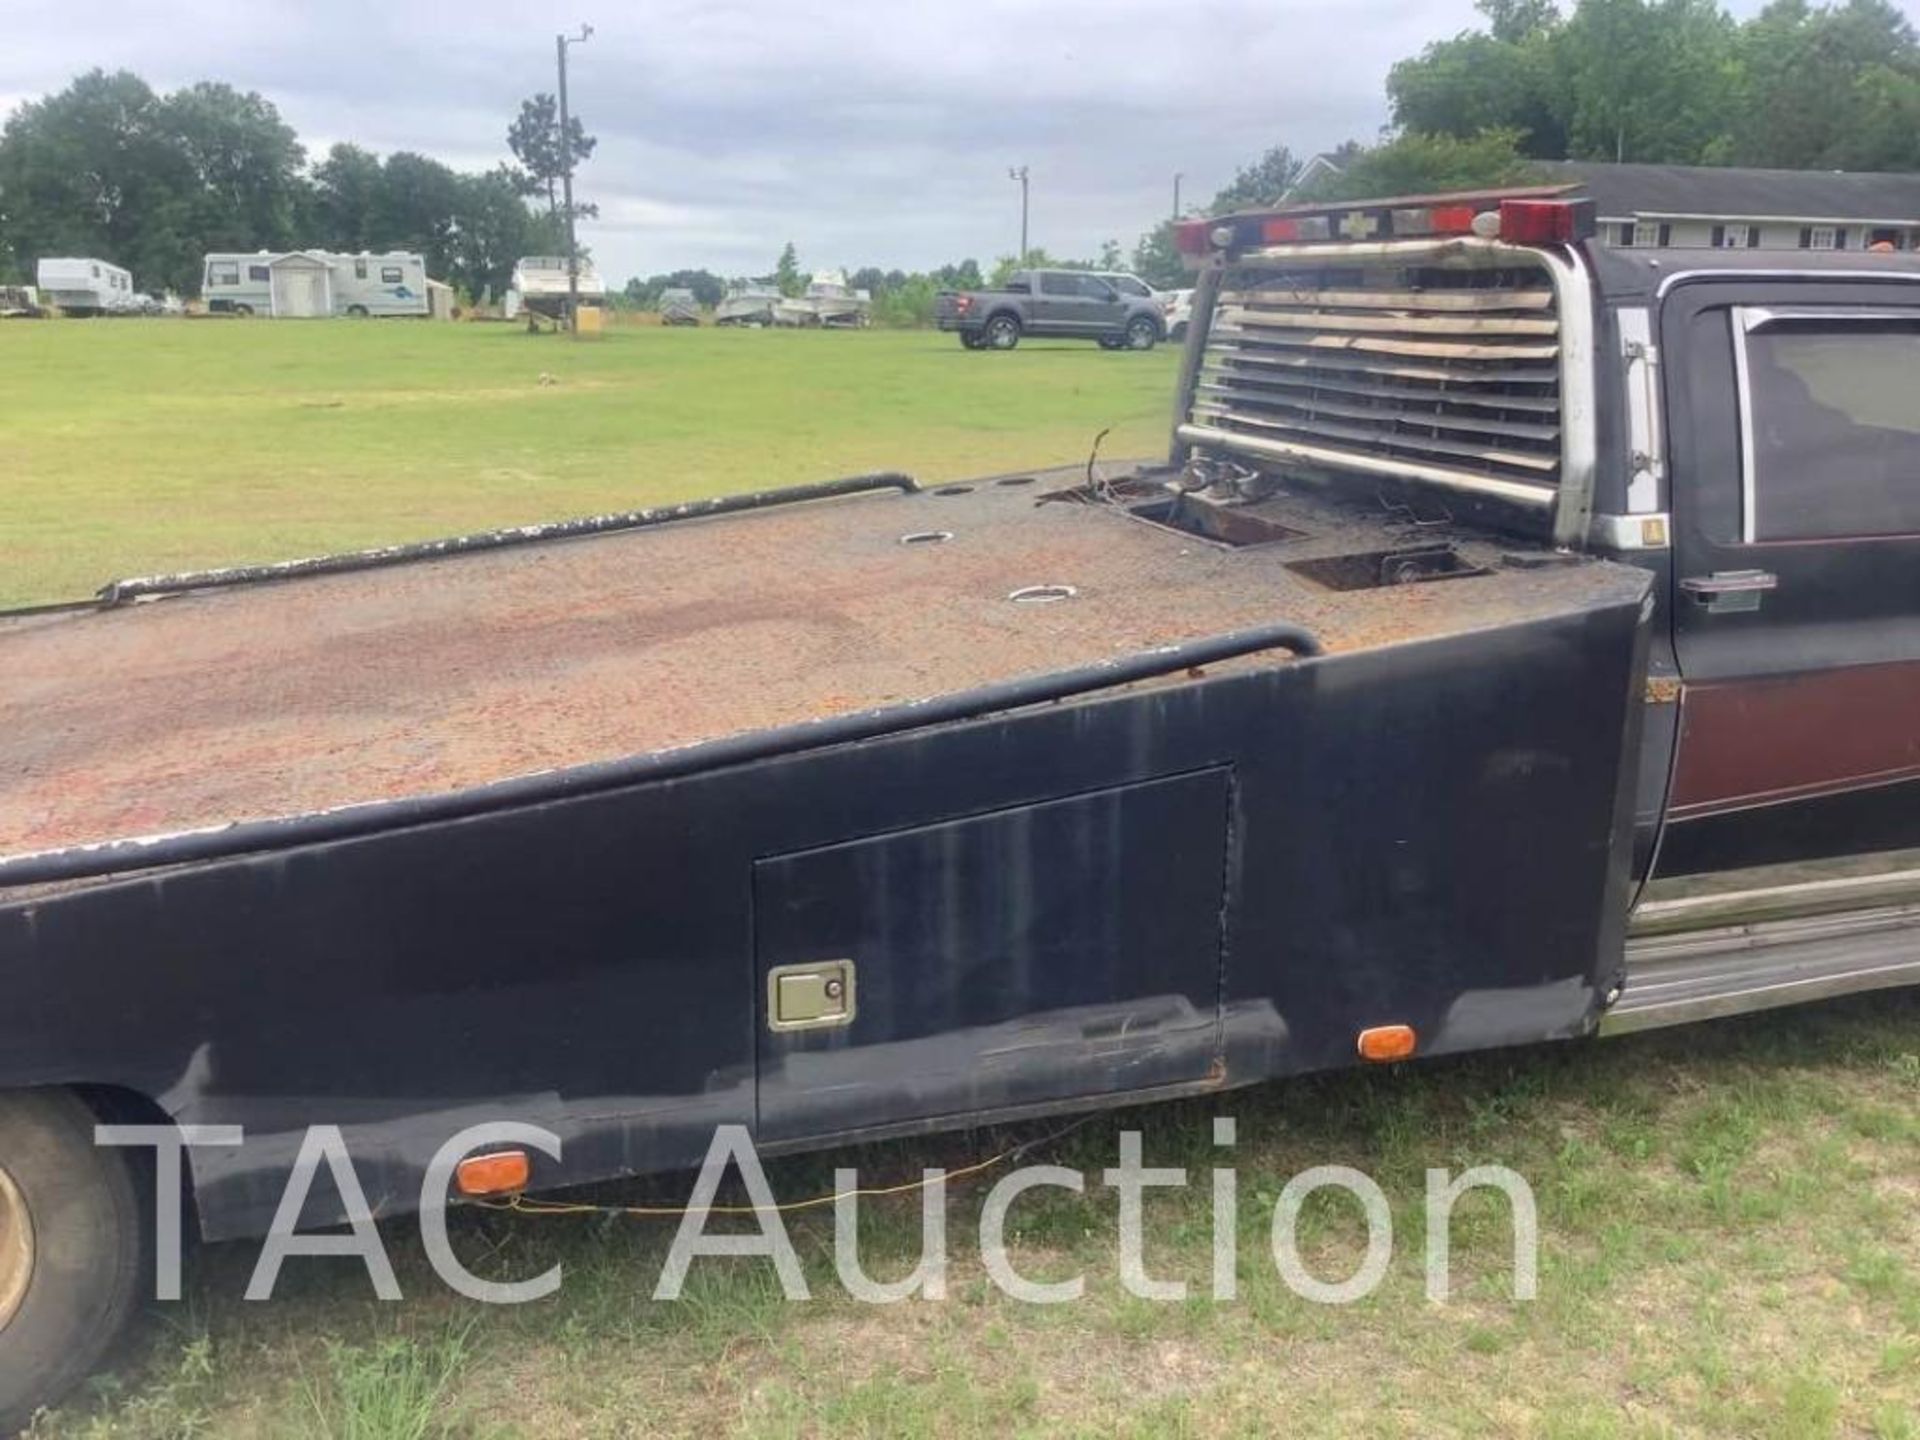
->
1390, 205, 1477, 237
1260, 215, 1331, 243
1498, 199, 1591, 245
1174, 219, 1214, 256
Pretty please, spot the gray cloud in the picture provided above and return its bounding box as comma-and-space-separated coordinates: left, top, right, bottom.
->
1, 0, 1839, 281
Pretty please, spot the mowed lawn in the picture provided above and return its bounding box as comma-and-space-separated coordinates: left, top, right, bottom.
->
4, 318, 1917, 1439
0, 318, 1177, 608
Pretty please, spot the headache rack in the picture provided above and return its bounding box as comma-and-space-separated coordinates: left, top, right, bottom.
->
1176, 237, 1597, 545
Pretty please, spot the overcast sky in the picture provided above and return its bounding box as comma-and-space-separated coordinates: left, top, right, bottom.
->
1, 0, 1896, 284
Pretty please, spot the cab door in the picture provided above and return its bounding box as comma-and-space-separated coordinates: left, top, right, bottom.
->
1657, 282, 1920, 878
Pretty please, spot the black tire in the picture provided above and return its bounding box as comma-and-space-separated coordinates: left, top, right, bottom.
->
1097, 337, 1124, 351
959, 331, 988, 350
345, 305, 370, 318
1125, 316, 1159, 351
232, 304, 253, 317
1169, 321, 1188, 343
984, 314, 1021, 350
0, 1091, 146, 1435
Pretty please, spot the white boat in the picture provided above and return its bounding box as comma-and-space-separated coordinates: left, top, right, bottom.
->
714, 281, 781, 326
804, 269, 871, 328
508, 256, 607, 320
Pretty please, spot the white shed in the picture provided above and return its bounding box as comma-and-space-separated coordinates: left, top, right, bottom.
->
268, 253, 333, 317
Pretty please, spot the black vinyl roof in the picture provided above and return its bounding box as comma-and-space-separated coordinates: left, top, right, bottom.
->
1536, 161, 1920, 223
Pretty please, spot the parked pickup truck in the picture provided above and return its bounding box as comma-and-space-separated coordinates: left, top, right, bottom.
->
937, 268, 1167, 349
3, 183, 1919, 1426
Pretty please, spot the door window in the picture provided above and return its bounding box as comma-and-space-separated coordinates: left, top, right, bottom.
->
1736, 312, 1920, 542
1039, 272, 1077, 296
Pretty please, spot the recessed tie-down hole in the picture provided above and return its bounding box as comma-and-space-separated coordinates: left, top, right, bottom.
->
900, 530, 953, 545
1009, 584, 1076, 603
933, 485, 974, 496
1285, 545, 1489, 592
1128, 496, 1308, 547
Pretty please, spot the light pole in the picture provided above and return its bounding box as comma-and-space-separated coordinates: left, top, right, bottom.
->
1008, 165, 1029, 261
556, 23, 593, 335
1173, 172, 1183, 221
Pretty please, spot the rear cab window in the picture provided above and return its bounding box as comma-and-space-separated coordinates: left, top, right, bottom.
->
1735, 311, 1920, 541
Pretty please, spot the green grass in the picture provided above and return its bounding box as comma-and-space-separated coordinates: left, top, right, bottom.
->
0, 318, 1177, 608
27, 994, 1920, 1439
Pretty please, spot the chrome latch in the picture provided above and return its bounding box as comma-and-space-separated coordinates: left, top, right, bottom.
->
767, 959, 857, 1032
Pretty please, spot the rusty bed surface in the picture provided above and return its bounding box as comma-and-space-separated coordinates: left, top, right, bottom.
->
1, 466, 1642, 858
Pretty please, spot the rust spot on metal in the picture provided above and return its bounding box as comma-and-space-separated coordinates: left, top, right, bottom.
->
1644, 675, 1683, 704
0, 465, 1645, 860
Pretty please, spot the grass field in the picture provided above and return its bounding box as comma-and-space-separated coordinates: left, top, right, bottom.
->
0, 318, 1177, 608
4, 318, 1918, 1438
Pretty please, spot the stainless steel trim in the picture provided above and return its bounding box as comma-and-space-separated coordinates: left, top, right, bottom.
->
1730, 306, 1759, 542
1633, 866, 1920, 937
1174, 423, 1557, 509
1618, 307, 1664, 513
1654, 267, 1920, 299
1605, 904, 1920, 1034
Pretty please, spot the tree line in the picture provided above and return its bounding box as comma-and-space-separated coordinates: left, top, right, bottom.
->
0, 70, 578, 299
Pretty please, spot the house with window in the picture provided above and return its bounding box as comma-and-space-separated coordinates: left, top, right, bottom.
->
1534, 162, 1920, 253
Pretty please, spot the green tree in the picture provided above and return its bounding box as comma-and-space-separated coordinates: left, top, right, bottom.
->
1720, 0, 1920, 168
1389, 2, 1567, 157
506, 93, 597, 223
774, 241, 803, 297
1209, 147, 1305, 212
311, 143, 384, 252
158, 82, 305, 254
1130, 221, 1187, 289
1291, 129, 1537, 202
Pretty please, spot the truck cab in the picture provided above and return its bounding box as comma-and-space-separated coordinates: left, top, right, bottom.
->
1171, 189, 1920, 1026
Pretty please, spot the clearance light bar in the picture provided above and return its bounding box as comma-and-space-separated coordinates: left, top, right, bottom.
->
1177, 193, 1595, 264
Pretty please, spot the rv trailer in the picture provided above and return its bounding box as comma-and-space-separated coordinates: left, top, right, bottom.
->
201, 252, 429, 317
34, 258, 136, 315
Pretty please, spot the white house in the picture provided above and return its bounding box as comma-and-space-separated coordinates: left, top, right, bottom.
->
1537, 162, 1920, 253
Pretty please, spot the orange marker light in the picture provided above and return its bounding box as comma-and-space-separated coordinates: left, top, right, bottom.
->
455, 1150, 531, 1197
1357, 1024, 1418, 1063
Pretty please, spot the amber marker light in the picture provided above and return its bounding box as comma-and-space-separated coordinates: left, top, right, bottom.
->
455, 1150, 532, 1197
1357, 1024, 1418, 1063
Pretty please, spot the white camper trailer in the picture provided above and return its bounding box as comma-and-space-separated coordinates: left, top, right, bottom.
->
35, 258, 136, 315
201, 251, 429, 317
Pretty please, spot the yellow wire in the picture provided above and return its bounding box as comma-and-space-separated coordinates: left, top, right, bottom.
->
474, 1148, 1015, 1219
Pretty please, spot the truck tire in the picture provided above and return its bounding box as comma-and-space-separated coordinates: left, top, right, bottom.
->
984, 314, 1021, 350
0, 1091, 146, 1435
1125, 316, 1159, 351
345, 305, 370, 318
232, 304, 254, 317
959, 331, 987, 350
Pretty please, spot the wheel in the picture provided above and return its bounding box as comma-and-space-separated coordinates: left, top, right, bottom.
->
0, 1090, 146, 1433
232, 304, 253, 317
345, 305, 370, 318
1169, 321, 1188, 343
1125, 316, 1159, 351
1097, 337, 1124, 351
960, 331, 988, 350
984, 314, 1021, 350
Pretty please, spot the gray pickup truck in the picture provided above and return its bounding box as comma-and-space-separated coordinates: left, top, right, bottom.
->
936, 268, 1166, 350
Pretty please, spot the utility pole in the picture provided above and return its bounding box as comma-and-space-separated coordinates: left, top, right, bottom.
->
556, 23, 593, 335
1008, 165, 1029, 261
1173, 172, 1183, 221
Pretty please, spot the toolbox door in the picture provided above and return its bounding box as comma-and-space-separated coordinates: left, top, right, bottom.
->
753, 769, 1231, 1143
